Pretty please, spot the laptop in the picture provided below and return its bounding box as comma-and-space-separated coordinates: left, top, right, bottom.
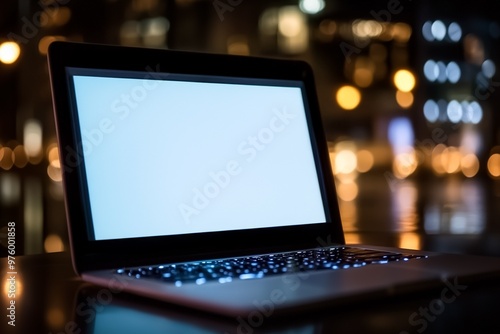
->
47, 41, 500, 317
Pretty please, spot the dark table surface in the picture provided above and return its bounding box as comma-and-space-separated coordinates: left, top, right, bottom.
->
1, 251, 500, 334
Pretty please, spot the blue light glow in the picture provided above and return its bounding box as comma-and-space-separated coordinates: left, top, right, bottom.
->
424, 60, 438, 81
447, 100, 462, 123
431, 20, 446, 41
446, 61, 461, 83
437, 61, 447, 83
448, 22, 462, 42
422, 21, 434, 41
482, 59, 496, 78
423, 99, 439, 123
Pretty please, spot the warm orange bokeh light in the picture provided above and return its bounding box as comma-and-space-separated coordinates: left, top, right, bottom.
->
488, 153, 500, 178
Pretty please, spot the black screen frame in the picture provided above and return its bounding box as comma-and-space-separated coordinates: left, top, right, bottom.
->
48, 41, 344, 273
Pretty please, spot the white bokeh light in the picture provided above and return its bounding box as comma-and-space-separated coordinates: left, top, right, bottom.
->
447, 100, 463, 123
431, 20, 446, 41
299, 0, 325, 14
469, 101, 483, 124
461, 101, 472, 123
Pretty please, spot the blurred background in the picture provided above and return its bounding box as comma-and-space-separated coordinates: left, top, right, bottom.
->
0, 0, 499, 257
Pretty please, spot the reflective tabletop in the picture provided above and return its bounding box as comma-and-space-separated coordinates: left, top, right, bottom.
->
1, 251, 500, 334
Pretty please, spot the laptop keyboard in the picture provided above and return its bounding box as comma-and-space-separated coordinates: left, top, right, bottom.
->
116, 246, 427, 286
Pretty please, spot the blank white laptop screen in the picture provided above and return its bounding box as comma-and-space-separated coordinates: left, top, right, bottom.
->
70, 70, 326, 240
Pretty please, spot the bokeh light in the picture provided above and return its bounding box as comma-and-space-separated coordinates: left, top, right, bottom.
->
392, 22, 412, 43
488, 153, 500, 178
468, 101, 483, 124
13, 145, 28, 168
396, 90, 414, 109
0, 41, 21, 64
431, 20, 446, 41
44, 234, 64, 253
393, 69, 415, 92
423, 59, 438, 81
441, 146, 462, 174
353, 57, 375, 88
299, 0, 325, 15
356, 150, 374, 173
423, 99, 439, 123
0, 147, 14, 170
335, 85, 361, 110
446, 61, 461, 83
47, 164, 62, 182
447, 100, 462, 123
461, 154, 480, 178
278, 6, 303, 37
3, 274, 22, 298
336, 181, 359, 202
277, 6, 308, 54
335, 149, 358, 174
38, 36, 67, 55
482, 59, 496, 78
393, 150, 418, 179
436, 61, 447, 83
447, 22, 462, 42
431, 144, 446, 175
422, 21, 434, 41
24, 119, 43, 158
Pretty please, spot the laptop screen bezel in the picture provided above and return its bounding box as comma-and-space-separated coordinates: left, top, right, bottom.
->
48, 41, 345, 273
